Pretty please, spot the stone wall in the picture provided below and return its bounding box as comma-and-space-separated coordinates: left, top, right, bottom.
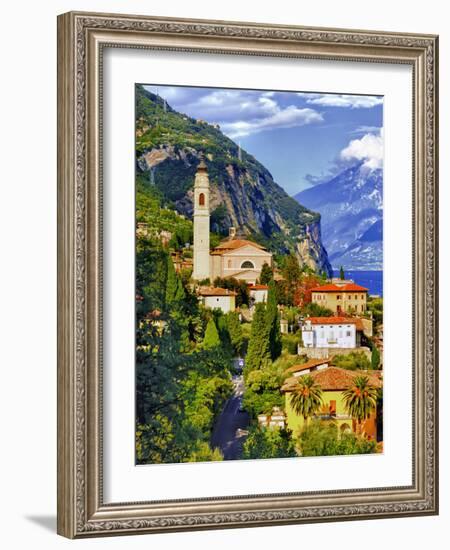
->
297, 346, 371, 360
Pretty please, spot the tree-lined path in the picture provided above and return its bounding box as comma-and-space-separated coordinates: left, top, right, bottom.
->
211, 375, 250, 460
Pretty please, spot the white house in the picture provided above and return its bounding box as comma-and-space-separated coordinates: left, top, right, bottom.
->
198, 286, 236, 314
301, 317, 361, 349
248, 284, 268, 304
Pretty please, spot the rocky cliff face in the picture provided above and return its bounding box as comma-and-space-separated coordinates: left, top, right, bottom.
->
136, 85, 332, 275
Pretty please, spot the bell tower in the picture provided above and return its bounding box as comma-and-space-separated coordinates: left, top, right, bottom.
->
192, 159, 210, 281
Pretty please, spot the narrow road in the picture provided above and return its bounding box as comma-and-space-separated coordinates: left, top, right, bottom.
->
211, 375, 250, 460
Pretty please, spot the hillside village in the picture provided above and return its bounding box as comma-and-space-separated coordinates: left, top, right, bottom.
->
136, 154, 384, 463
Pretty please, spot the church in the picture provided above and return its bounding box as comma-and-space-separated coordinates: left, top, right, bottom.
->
192, 159, 273, 285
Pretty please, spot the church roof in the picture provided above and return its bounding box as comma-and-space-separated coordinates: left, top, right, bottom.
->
211, 238, 268, 256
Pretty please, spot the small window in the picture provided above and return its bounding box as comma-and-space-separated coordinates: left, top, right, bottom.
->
346, 330, 351, 337
227, 259, 232, 268
361, 294, 364, 300
199, 193, 205, 206
329, 400, 336, 416
241, 260, 254, 269
337, 295, 341, 300
355, 295, 358, 300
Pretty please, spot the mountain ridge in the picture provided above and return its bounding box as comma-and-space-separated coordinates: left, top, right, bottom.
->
294, 162, 383, 270
136, 85, 332, 275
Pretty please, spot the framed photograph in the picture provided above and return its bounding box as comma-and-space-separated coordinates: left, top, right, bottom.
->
57, 11, 439, 538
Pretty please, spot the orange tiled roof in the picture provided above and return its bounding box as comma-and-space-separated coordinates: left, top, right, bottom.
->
211, 238, 267, 255
310, 283, 368, 292
249, 284, 269, 290
285, 358, 330, 374
282, 367, 382, 392
306, 316, 365, 331
198, 286, 237, 297
307, 316, 357, 325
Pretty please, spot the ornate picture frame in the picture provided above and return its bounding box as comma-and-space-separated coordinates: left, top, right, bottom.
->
57, 11, 439, 538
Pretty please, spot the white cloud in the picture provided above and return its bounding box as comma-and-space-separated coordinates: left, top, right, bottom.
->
182, 90, 280, 122
298, 93, 383, 109
349, 125, 382, 135
221, 105, 323, 138
340, 130, 384, 170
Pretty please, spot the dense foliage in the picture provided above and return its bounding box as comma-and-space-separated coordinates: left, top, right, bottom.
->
242, 426, 297, 459
136, 233, 233, 464
332, 351, 371, 371
298, 421, 377, 456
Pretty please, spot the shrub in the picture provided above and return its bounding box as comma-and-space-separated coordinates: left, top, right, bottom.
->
332, 351, 371, 371
242, 426, 297, 460
282, 333, 303, 355
298, 420, 377, 457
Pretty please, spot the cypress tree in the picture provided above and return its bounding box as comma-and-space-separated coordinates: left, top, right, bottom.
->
226, 311, 244, 356
202, 318, 221, 350
266, 280, 282, 360
165, 255, 185, 309
245, 303, 271, 375
371, 345, 381, 370
339, 265, 345, 280
259, 262, 273, 285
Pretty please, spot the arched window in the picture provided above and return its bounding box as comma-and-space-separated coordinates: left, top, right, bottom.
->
241, 260, 254, 269
199, 193, 205, 206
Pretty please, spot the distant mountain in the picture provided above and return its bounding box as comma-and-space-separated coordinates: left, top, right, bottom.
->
294, 163, 383, 270
136, 85, 332, 275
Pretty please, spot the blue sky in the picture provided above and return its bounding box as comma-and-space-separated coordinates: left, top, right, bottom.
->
143, 84, 383, 196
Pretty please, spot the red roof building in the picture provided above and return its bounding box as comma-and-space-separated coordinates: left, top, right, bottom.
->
310, 281, 369, 315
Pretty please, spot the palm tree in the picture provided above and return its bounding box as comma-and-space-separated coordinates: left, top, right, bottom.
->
342, 375, 378, 435
289, 375, 323, 427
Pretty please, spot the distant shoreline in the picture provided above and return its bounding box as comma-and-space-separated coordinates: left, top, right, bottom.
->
332, 269, 383, 297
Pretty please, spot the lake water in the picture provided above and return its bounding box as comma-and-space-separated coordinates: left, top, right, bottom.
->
332, 270, 383, 297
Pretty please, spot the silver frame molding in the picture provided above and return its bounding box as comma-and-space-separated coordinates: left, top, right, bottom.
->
57, 11, 439, 538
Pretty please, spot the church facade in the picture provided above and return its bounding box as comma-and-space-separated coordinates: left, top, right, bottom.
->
192, 160, 272, 284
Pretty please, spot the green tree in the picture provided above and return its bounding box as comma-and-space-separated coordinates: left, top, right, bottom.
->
367, 297, 383, 326
226, 311, 244, 356
202, 318, 221, 350
266, 280, 282, 360
301, 302, 334, 317
371, 345, 381, 370
186, 442, 224, 462
298, 420, 377, 457
259, 262, 274, 285
332, 351, 371, 371
244, 303, 271, 374
289, 375, 323, 426
339, 265, 345, 280
243, 367, 284, 417
165, 254, 185, 308
281, 254, 302, 306
281, 333, 303, 355
242, 426, 297, 459
342, 375, 378, 434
